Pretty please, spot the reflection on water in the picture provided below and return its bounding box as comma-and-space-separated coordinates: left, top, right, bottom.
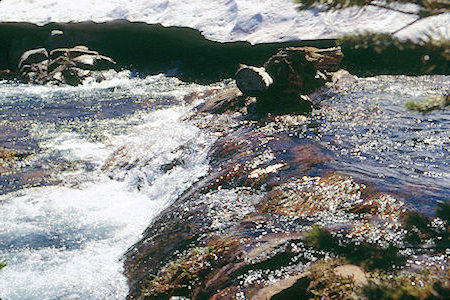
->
313, 75, 449, 211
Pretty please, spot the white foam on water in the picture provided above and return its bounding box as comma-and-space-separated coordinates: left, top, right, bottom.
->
0, 71, 190, 104
0, 0, 448, 43
40, 132, 110, 162
0, 182, 152, 299
0, 74, 217, 299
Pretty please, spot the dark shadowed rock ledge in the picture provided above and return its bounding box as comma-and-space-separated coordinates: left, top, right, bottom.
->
0, 21, 334, 84
1, 21, 448, 85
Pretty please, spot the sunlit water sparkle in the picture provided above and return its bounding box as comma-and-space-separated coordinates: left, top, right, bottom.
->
0, 73, 448, 299
313, 75, 449, 212
0, 72, 218, 299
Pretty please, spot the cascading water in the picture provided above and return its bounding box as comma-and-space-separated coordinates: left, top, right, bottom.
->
0, 72, 219, 299
0, 70, 448, 299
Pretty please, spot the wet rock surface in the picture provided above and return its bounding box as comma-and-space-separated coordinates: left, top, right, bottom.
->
124, 82, 449, 299
0, 147, 30, 174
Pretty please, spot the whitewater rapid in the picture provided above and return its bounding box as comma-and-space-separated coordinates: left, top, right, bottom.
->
0, 0, 448, 43
0, 72, 219, 299
0, 71, 448, 299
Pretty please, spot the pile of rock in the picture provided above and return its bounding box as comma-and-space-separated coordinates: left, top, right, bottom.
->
235, 46, 344, 114
17, 45, 116, 86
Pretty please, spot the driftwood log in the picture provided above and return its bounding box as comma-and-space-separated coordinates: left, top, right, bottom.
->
235, 64, 273, 96
264, 46, 343, 94
234, 46, 343, 114
17, 45, 116, 86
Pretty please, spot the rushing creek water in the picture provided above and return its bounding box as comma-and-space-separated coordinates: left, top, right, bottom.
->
0, 72, 448, 299
313, 75, 449, 213
0, 72, 219, 299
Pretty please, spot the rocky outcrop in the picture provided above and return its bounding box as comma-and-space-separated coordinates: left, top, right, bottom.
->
17, 45, 116, 85
122, 84, 445, 300
235, 46, 343, 114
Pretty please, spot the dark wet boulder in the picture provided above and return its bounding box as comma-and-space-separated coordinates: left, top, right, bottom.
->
195, 86, 249, 114
255, 92, 313, 114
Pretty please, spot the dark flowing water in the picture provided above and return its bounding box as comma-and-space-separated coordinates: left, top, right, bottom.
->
0, 73, 448, 299
313, 75, 449, 213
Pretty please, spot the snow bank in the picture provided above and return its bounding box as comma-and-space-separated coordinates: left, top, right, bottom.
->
0, 0, 448, 43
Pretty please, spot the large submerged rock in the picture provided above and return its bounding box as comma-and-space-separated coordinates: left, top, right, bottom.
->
122, 78, 449, 299
122, 83, 450, 300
